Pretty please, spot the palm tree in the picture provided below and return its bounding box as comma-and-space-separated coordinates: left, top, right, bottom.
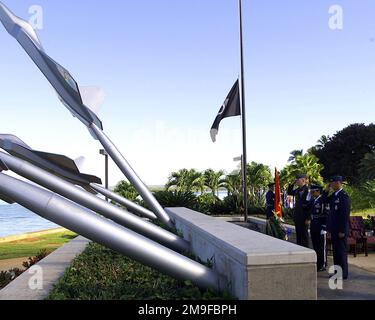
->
203, 169, 225, 196
219, 172, 242, 197
359, 152, 375, 182
280, 153, 324, 187
246, 162, 273, 207
166, 169, 205, 193
288, 149, 304, 163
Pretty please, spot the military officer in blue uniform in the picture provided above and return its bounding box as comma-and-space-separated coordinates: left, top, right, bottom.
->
265, 183, 275, 219
309, 185, 329, 271
326, 176, 351, 280
287, 174, 311, 248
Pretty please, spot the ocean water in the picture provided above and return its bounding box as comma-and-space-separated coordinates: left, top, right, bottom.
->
0, 204, 59, 238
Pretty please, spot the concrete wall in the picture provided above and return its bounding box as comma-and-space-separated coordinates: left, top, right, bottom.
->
166, 208, 317, 300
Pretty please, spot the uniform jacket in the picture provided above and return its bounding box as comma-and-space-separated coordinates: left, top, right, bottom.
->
326, 189, 351, 236
309, 193, 329, 233
287, 184, 311, 224
265, 190, 275, 218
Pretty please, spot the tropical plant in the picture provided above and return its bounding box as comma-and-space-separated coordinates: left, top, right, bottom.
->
280, 153, 324, 188
153, 190, 198, 210
203, 169, 225, 196
114, 180, 139, 202
166, 169, 205, 193
288, 149, 304, 163
359, 152, 375, 182
246, 162, 273, 207
345, 180, 375, 211
312, 123, 375, 185
219, 171, 241, 197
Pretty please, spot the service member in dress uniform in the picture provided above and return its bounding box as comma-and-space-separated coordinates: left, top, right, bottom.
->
309, 185, 329, 271
326, 176, 351, 280
265, 183, 275, 219
287, 174, 311, 247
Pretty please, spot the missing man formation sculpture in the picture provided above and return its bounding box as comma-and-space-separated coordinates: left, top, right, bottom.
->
0, 2, 220, 291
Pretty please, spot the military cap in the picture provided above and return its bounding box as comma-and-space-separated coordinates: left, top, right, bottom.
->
329, 175, 343, 182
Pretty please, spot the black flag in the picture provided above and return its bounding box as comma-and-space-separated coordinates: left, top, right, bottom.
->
210, 80, 241, 142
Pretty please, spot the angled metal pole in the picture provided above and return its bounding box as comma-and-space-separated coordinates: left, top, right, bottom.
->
90, 183, 158, 221
239, 0, 249, 222
99, 149, 109, 201
0, 151, 188, 253
0, 172, 219, 291
0, 2, 173, 228
90, 123, 174, 228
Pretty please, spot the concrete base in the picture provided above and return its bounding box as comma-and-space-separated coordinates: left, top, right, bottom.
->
0, 236, 90, 300
166, 208, 317, 300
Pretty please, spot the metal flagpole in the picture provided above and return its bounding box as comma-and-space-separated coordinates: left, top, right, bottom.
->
239, 0, 248, 222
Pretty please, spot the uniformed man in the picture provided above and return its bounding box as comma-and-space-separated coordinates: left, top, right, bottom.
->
287, 174, 311, 247
265, 183, 275, 219
326, 175, 351, 280
309, 185, 329, 271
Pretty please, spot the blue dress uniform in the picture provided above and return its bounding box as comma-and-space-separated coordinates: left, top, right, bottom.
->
287, 179, 311, 248
326, 177, 351, 279
309, 186, 329, 271
265, 189, 275, 219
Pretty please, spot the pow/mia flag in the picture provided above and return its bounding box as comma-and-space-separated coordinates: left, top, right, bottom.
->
210, 79, 241, 142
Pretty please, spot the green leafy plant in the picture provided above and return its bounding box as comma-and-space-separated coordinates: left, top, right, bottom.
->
48, 243, 235, 300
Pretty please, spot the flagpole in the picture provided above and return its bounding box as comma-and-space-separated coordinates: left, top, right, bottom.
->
239, 0, 248, 222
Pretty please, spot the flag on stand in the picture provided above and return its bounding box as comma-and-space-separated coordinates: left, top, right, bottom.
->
210, 80, 241, 142
274, 168, 282, 218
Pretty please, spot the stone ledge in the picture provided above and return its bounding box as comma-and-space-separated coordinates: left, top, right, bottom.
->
166, 207, 317, 300
0, 236, 90, 300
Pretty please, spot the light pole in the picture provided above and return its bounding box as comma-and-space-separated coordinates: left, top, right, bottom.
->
99, 149, 109, 201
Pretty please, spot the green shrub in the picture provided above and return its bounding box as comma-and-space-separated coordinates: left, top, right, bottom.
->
48, 243, 234, 300
153, 190, 198, 210
114, 181, 140, 203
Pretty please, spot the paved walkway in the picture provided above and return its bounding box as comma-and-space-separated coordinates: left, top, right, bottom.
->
318, 259, 375, 300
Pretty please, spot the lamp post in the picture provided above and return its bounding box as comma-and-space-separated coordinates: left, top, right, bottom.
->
99, 149, 109, 201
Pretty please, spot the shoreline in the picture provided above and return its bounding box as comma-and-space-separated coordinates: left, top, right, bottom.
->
0, 227, 68, 244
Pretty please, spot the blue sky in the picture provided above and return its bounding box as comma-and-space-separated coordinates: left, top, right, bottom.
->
0, 0, 374, 187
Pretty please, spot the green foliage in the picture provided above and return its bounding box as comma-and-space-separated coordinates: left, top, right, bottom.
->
153, 190, 198, 210
0, 231, 76, 260
203, 169, 225, 196
166, 169, 205, 193
22, 249, 48, 269
0, 268, 23, 290
246, 162, 273, 207
359, 152, 375, 182
280, 152, 324, 188
196, 193, 221, 214
345, 180, 375, 211
114, 181, 139, 202
312, 123, 375, 185
265, 216, 287, 240
48, 243, 234, 300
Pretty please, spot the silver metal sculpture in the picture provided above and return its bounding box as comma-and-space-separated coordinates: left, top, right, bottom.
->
0, 172, 219, 290
0, 2, 173, 228
89, 182, 157, 220
0, 150, 189, 253
0, 134, 157, 221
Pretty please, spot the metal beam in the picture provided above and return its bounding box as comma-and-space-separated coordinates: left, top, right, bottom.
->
90, 123, 174, 228
90, 183, 157, 221
0, 151, 188, 253
0, 172, 219, 291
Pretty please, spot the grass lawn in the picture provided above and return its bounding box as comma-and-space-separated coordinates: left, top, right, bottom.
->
352, 208, 375, 217
0, 231, 77, 260
49, 242, 233, 300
